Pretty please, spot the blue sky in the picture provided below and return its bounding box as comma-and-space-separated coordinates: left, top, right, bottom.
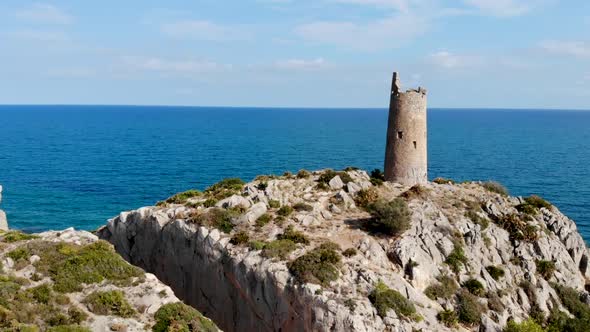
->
0, 0, 589, 109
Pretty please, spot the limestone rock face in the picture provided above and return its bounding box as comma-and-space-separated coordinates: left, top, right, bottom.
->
0, 184, 7, 231
99, 170, 590, 332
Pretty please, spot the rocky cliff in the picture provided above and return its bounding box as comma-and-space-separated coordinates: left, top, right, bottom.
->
0, 227, 219, 331
0, 185, 8, 231
98, 169, 590, 332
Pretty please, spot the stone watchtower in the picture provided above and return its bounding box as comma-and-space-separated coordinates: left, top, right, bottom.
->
384, 72, 428, 186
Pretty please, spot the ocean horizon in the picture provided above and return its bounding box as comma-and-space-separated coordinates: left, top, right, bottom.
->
1, 105, 589, 243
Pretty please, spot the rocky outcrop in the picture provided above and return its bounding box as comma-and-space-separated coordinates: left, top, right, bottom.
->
99, 170, 590, 332
0, 185, 7, 231
0, 227, 219, 331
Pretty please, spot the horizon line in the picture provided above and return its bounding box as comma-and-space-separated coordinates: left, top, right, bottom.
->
0, 104, 589, 112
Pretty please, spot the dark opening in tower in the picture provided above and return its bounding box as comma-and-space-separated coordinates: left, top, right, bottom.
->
413, 141, 417, 149
398, 131, 403, 139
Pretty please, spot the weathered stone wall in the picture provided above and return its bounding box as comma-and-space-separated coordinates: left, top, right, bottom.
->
384, 72, 428, 186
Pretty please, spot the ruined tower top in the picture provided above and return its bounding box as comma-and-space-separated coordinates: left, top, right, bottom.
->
384, 72, 428, 186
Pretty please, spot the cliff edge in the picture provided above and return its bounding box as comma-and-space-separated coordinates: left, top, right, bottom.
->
98, 169, 590, 332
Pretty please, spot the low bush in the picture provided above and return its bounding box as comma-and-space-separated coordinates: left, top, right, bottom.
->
162, 190, 201, 205
487, 293, 505, 312
277, 206, 294, 217
268, 200, 280, 209
457, 290, 486, 326
536, 260, 555, 279
433, 177, 456, 184
504, 318, 544, 332
278, 226, 309, 244
425, 275, 458, 300
486, 266, 506, 281
369, 169, 385, 186
437, 310, 458, 327
7, 247, 31, 261
342, 248, 357, 257
495, 214, 539, 243
29, 284, 52, 304
256, 182, 268, 191
288, 243, 341, 286
153, 302, 218, 332
204, 178, 245, 200
525, 195, 552, 209
482, 181, 509, 196
47, 326, 90, 332
463, 279, 486, 297
369, 281, 417, 319
297, 169, 311, 178
355, 188, 379, 209
248, 240, 266, 251
1, 231, 39, 243
189, 208, 237, 233
30, 240, 143, 293
366, 199, 411, 236
466, 210, 489, 230
255, 214, 272, 227
317, 170, 353, 185
444, 242, 468, 273
400, 185, 429, 200
293, 202, 313, 212
230, 231, 249, 245
262, 240, 296, 259
84, 290, 135, 317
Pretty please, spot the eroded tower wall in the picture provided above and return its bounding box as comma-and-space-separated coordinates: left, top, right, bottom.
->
384, 73, 428, 185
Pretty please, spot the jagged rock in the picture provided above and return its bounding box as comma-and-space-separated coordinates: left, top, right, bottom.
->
0, 210, 7, 231
329, 176, 344, 190
98, 170, 590, 332
237, 202, 267, 224
216, 195, 252, 209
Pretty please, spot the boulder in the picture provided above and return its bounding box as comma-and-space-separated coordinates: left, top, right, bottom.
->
237, 202, 267, 224
216, 195, 252, 209
329, 176, 344, 190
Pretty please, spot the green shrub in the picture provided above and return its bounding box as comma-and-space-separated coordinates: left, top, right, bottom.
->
317, 170, 353, 185
444, 242, 468, 273
433, 177, 456, 184
189, 208, 237, 233
425, 275, 458, 300
525, 195, 552, 209
255, 214, 272, 227
355, 188, 379, 209
84, 290, 135, 318
268, 200, 280, 209
7, 247, 31, 261
463, 279, 486, 297
67, 307, 88, 325
230, 231, 249, 245
342, 248, 357, 257
437, 310, 458, 327
1, 231, 39, 243
482, 181, 509, 196
369, 281, 416, 319
496, 214, 539, 242
293, 202, 313, 212
370, 169, 385, 185
248, 241, 266, 251
288, 244, 341, 286
163, 190, 201, 204
29, 284, 52, 304
262, 240, 296, 259
504, 318, 544, 332
204, 178, 245, 200
256, 182, 268, 191
485, 266, 505, 281
536, 260, 555, 279
153, 302, 218, 332
297, 170, 311, 178
277, 206, 294, 217
553, 284, 590, 319
278, 226, 309, 244
29, 240, 143, 293
457, 290, 485, 325
400, 185, 429, 200
366, 198, 411, 236
488, 293, 505, 312
466, 210, 489, 230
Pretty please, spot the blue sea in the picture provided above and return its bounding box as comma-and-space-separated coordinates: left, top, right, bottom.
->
0, 106, 589, 242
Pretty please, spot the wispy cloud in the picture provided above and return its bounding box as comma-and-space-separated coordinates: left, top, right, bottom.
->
295, 14, 428, 51
463, 0, 533, 17
120, 56, 232, 76
9, 29, 69, 42
161, 20, 252, 41
427, 51, 485, 69
540, 40, 590, 58
329, 0, 411, 12
15, 3, 73, 25
273, 58, 328, 70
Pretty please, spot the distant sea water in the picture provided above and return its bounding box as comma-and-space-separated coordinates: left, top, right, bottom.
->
0, 106, 588, 242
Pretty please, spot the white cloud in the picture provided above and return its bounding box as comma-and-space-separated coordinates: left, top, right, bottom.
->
273, 58, 327, 70
463, 0, 532, 17
428, 51, 484, 69
161, 20, 252, 41
10, 29, 69, 42
295, 14, 428, 51
540, 40, 590, 58
15, 3, 73, 24
120, 56, 232, 75
329, 0, 411, 12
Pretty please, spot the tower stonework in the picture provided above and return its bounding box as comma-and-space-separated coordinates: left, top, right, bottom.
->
384, 72, 428, 186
